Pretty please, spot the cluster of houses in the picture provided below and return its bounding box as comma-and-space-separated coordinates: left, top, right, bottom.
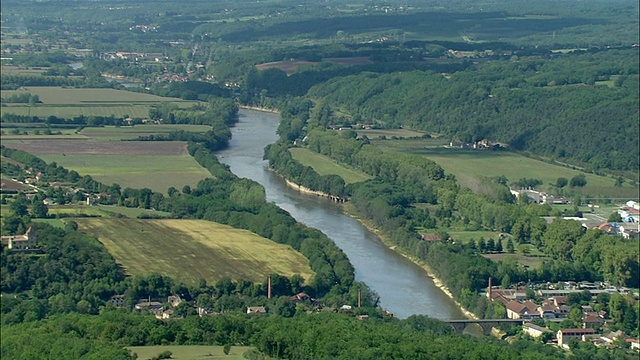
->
110, 292, 320, 320
510, 189, 572, 205
597, 201, 639, 239
488, 280, 639, 350
525, 325, 639, 350
99, 51, 166, 62
448, 138, 509, 150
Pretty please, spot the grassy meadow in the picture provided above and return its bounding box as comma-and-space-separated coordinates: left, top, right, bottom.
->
1, 123, 211, 140
127, 345, 252, 360
0, 86, 197, 119
374, 141, 638, 198
39, 153, 211, 193
448, 230, 500, 243
46, 204, 171, 218
356, 128, 431, 139
289, 147, 371, 184
1, 129, 212, 193
74, 218, 315, 284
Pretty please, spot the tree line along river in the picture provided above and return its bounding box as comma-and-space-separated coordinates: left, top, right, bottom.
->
217, 109, 465, 320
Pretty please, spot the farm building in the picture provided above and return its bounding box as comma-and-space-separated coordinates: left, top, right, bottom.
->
1, 227, 37, 251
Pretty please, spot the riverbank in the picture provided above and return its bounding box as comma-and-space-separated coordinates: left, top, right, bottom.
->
273, 170, 345, 202
341, 202, 478, 320
239, 105, 280, 114
277, 167, 477, 319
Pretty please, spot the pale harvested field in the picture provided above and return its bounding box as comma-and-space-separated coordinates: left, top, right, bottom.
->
75, 218, 314, 284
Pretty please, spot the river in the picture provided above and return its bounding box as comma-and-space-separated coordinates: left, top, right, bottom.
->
217, 109, 465, 320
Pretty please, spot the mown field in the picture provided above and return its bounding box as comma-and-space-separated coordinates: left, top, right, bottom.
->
46, 204, 171, 219
0, 87, 197, 118
356, 128, 433, 139
74, 218, 315, 284
447, 230, 500, 243
127, 345, 252, 360
374, 141, 638, 198
289, 147, 371, 184
1, 139, 211, 193
1, 123, 211, 140
0, 66, 49, 76
255, 57, 373, 74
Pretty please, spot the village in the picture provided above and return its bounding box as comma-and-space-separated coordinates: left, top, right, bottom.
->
488, 278, 639, 351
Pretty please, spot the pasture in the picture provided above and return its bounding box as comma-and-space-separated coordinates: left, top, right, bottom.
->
289, 147, 371, 184
74, 218, 315, 284
2, 140, 211, 193
375, 142, 638, 198
1, 123, 211, 140
483, 253, 548, 269
1, 66, 45, 76
80, 124, 211, 138
46, 204, 171, 219
127, 345, 252, 360
255, 57, 373, 74
448, 231, 500, 244
358, 128, 435, 140
0, 87, 192, 105
0, 177, 32, 192
0, 86, 197, 119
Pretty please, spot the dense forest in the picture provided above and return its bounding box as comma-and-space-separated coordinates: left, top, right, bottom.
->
2, 309, 576, 360
303, 49, 640, 173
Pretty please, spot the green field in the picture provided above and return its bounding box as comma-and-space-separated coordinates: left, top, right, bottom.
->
74, 218, 315, 284
39, 154, 211, 193
2, 135, 212, 194
448, 230, 500, 243
0, 65, 46, 76
46, 204, 171, 218
1, 87, 194, 105
80, 124, 211, 136
127, 345, 253, 360
0, 87, 197, 119
31, 218, 66, 228
289, 147, 371, 184
1, 123, 212, 140
375, 142, 638, 198
356, 128, 433, 139
483, 253, 548, 269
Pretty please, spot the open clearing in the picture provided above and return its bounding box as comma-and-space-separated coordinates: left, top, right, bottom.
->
255, 57, 372, 74
448, 231, 500, 243
1, 140, 210, 193
375, 142, 638, 198
1, 123, 211, 140
47, 204, 171, 219
483, 253, 548, 269
0, 86, 197, 118
289, 147, 371, 184
0, 178, 32, 192
357, 128, 431, 139
0, 87, 194, 105
1, 139, 190, 155
127, 345, 252, 360
74, 218, 314, 284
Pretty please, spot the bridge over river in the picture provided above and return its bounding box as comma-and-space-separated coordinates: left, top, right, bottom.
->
444, 319, 525, 335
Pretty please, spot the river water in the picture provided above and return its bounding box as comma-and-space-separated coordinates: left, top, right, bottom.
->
217, 109, 465, 320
